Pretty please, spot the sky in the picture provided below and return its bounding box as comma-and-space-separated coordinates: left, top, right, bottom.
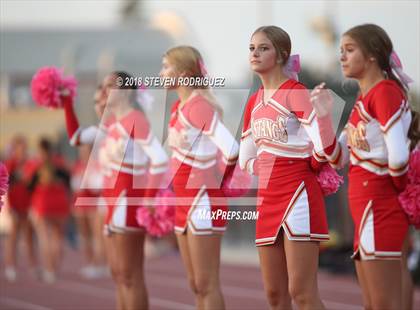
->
1, 0, 419, 92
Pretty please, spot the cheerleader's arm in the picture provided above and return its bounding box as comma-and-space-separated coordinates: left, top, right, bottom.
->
383, 121, 409, 192
239, 133, 259, 176
315, 115, 350, 169
238, 92, 259, 176
373, 84, 409, 192
207, 119, 239, 177
63, 96, 104, 146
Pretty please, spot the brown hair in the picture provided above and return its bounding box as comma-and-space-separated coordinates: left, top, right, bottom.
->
409, 111, 420, 151
110, 71, 141, 106
252, 25, 291, 65
343, 24, 406, 94
164, 45, 223, 117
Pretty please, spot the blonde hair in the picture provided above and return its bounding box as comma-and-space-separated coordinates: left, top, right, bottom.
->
165, 45, 223, 118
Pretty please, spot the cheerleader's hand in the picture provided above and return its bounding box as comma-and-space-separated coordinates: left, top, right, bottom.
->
142, 199, 156, 216
60, 94, 74, 108
147, 205, 156, 215
310, 83, 333, 117
142, 197, 156, 210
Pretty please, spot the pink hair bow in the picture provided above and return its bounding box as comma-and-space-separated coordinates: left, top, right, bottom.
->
198, 59, 208, 77
390, 51, 413, 89
283, 54, 301, 81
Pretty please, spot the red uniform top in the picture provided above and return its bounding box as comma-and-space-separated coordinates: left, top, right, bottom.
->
168, 93, 239, 184
63, 99, 168, 197
4, 158, 32, 213
240, 79, 326, 175
319, 80, 411, 192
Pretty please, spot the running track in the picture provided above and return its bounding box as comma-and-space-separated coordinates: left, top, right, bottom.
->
1, 247, 420, 310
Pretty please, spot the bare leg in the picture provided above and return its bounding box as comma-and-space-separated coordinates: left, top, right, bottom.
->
361, 259, 402, 310
258, 234, 292, 310
75, 212, 94, 266
22, 215, 38, 269
401, 235, 413, 310
105, 234, 125, 310
187, 231, 225, 310
355, 260, 372, 310
113, 232, 148, 310
34, 216, 54, 274
91, 210, 106, 266
283, 236, 325, 310
176, 233, 201, 308
4, 212, 19, 270
49, 217, 66, 273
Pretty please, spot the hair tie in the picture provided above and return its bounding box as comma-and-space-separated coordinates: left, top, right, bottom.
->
198, 59, 208, 77
283, 54, 301, 81
390, 51, 413, 90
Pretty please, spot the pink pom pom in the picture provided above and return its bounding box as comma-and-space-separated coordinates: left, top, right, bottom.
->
399, 148, 420, 226
316, 164, 344, 196
136, 189, 176, 237
31, 66, 77, 109
407, 148, 420, 183
0, 162, 9, 211
399, 184, 420, 226
222, 164, 252, 197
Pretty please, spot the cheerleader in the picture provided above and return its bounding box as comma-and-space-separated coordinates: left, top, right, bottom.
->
3, 135, 38, 282
160, 46, 239, 309
239, 26, 329, 309
29, 138, 71, 283
62, 72, 168, 309
310, 24, 413, 310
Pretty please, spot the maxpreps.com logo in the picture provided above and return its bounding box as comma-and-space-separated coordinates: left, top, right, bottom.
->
252, 115, 288, 143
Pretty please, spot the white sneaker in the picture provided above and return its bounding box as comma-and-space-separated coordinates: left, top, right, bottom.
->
80, 265, 102, 279
5, 267, 17, 282
42, 271, 56, 284
98, 266, 111, 278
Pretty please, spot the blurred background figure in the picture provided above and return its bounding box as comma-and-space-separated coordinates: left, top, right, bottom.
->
3, 135, 38, 282
71, 144, 107, 279
28, 138, 71, 284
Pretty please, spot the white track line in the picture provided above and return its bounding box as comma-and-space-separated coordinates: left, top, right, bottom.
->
323, 300, 362, 310
55, 279, 195, 310
0, 297, 52, 310
147, 273, 363, 308
147, 266, 363, 298
148, 263, 362, 293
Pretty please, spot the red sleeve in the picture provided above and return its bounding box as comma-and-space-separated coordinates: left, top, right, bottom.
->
371, 83, 408, 191
286, 82, 315, 123
242, 92, 258, 134
187, 97, 218, 134
63, 96, 81, 145
370, 83, 405, 131
4, 159, 16, 175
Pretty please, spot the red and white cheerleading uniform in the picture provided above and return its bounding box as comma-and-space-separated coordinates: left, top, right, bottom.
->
29, 157, 71, 219
318, 80, 411, 260
239, 79, 329, 246
5, 158, 33, 217
64, 100, 168, 233
169, 93, 239, 235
